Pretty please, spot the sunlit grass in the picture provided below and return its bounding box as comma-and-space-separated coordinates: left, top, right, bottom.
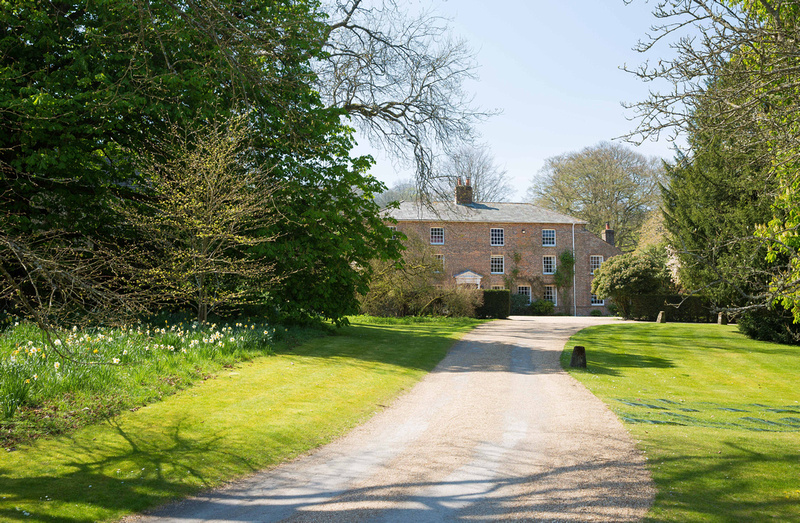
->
0, 317, 292, 447
0, 315, 479, 522
562, 323, 800, 522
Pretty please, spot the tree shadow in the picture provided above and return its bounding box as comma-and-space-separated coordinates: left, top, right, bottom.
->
130, 450, 655, 522
0, 417, 261, 522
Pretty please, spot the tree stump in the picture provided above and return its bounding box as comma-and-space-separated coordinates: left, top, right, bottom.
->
717, 312, 728, 325
656, 311, 667, 323
570, 345, 587, 368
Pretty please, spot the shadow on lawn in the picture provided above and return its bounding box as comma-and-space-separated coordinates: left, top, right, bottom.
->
645, 440, 800, 522
0, 417, 261, 523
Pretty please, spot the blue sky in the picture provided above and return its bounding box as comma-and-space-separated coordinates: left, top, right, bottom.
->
354, 0, 679, 202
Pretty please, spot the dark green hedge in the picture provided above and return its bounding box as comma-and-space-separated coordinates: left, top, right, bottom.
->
476, 290, 510, 319
738, 306, 800, 345
626, 295, 716, 322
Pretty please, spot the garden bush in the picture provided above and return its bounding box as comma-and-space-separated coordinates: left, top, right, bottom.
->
476, 290, 510, 319
510, 293, 531, 315
737, 306, 800, 345
529, 299, 554, 316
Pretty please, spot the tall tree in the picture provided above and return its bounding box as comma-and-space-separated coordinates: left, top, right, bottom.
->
527, 142, 664, 251
432, 145, 512, 203
120, 117, 280, 323
662, 111, 777, 310
0, 0, 399, 326
625, 0, 800, 319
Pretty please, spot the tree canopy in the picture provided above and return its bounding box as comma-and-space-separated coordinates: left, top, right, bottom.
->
0, 0, 399, 326
626, 0, 800, 319
527, 142, 664, 251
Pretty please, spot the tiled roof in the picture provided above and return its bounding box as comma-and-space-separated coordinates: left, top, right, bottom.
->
388, 201, 587, 225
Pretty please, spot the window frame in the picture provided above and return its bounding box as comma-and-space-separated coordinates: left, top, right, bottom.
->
591, 294, 605, 306
543, 255, 556, 275
430, 227, 444, 245
491, 285, 505, 290
542, 229, 556, 247
490, 255, 504, 274
517, 285, 532, 304
590, 255, 604, 275
490, 228, 504, 246
544, 285, 557, 305
434, 254, 444, 273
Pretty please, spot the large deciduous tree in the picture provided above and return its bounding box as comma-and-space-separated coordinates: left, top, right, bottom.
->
527, 142, 664, 251
0, 0, 399, 326
318, 0, 493, 197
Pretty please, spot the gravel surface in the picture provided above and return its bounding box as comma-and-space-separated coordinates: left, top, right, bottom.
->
128, 316, 655, 522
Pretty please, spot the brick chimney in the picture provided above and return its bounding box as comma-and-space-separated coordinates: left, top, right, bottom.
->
455, 177, 473, 205
602, 222, 615, 247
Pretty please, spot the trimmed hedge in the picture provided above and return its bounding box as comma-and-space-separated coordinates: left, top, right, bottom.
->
625, 295, 716, 323
476, 290, 510, 319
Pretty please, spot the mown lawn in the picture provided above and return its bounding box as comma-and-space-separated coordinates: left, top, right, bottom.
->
562, 322, 800, 523
0, 316, 479, 522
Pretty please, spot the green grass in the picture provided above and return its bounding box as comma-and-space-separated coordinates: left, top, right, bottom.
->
0, 318, 298, 446
0, 315, 479, 522
562, 323, 800, 522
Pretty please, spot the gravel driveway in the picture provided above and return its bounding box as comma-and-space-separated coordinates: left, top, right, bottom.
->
131, 316, 654, 522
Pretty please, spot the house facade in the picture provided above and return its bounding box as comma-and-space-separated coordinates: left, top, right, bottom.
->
387, 180, 620, 315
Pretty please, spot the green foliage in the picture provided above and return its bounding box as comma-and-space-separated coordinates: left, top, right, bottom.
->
510, 293, 531, 315
360, 235, 475, 318
476, 290, 510, 319
737, 305, 800, 345
1, 0, 400, 328
662, 114, 775, 308
121, 116, 279, 322
258, 153, 401, 325
553, 249, 575, 311
529, 299, 555, 316
591, 252, 668, 319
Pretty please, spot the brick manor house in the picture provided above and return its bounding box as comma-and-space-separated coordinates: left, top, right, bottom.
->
386, 179, 620, 315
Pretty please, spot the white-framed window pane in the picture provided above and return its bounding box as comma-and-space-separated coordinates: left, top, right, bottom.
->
542, 229, 556, 246
517, 285, 531, 304
491, 285, 505, 290
490, 228, 504, 246
591, 294, 605, 306
388, 226, 397, 240
544, 285, 557, 305
490, 255, 504, 274
543, 255, 556, 274
590, 255, 604, 274
430, 227, 444, 245
434, 254, 444, 272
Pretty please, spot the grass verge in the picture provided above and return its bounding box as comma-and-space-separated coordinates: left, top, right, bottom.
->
0, 315, 479, 522
562, 322, 800, 522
